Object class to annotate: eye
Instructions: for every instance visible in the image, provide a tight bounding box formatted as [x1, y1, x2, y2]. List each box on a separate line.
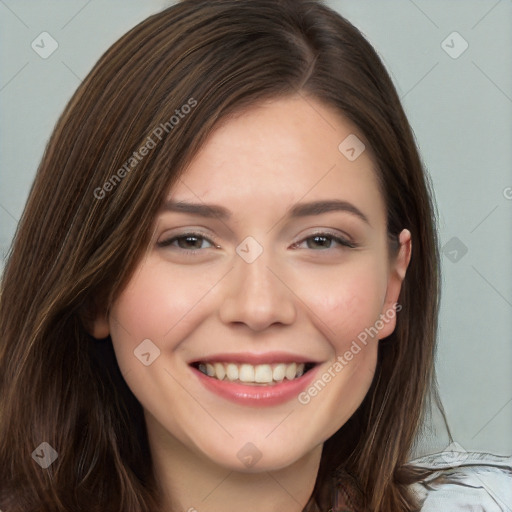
[157, 232, 217, 253]
[291, 231, 357, 250]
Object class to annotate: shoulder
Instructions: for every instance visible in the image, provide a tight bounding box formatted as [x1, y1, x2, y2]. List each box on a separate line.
[407, 449, 512, 511]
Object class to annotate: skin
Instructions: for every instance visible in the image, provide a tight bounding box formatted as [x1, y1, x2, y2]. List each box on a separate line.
[92, 94, 411, 512]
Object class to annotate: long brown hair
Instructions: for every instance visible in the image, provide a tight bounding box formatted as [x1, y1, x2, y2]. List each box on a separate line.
[0, 1, 446, 510]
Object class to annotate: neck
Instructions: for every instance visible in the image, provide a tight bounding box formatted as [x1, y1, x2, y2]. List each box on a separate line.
[145, 412, 323, 512]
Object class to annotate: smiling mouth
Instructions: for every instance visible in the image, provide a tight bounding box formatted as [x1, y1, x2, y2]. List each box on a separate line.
[191, 361, 316, 385]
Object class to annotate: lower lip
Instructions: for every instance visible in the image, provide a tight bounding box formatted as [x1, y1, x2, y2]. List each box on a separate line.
[190, 365, 320, 406]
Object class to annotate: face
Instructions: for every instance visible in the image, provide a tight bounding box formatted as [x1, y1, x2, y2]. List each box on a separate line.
[93, 94, 411, 473]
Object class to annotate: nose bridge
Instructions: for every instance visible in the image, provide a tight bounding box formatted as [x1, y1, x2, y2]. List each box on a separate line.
[218, 241, 296, 330]
[238, 249, 276, 299]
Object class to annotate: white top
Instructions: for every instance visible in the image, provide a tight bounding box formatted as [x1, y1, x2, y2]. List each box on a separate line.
[408, 450, 512, 511]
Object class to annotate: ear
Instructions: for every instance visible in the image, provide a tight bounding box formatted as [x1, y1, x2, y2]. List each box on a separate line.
[89, 312, 110, 339]
[378, 229, 412, 340]
[80, 299, 110, 340]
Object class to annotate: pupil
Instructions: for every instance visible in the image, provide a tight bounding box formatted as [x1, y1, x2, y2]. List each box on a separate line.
[181, 236, 201, 249]
[309, 236, 329, 249]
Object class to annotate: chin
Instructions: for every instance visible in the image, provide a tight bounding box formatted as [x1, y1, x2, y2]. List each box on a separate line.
[199, 438, 315, 474]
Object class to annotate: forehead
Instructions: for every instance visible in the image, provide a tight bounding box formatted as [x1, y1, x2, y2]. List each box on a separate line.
[168, 95, 386, 229]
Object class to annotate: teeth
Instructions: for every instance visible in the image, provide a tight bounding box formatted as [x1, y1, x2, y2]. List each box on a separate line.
[239, 364, 255, 382]
[254, 364, 273, 383]
[226, 363, 238, 381]
[196, 361, 307, 384]
[214, 363, 226, 380]
[273, 363, 286, 382]
[285, 362, 297, 380]
[206, 363, 215, 377]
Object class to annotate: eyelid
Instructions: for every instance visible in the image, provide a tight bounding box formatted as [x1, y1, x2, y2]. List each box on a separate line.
[291, 229, 357, 248]
[156, 229, 220, 249]
[156, 228, 358, 252]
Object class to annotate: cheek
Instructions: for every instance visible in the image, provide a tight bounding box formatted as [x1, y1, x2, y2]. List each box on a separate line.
[300, 260, 387, 350]
[292, 265, 384, 437]
[108, 261, 223, 362]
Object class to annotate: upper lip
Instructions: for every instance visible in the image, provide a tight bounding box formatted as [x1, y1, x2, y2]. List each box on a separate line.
[189, 352, 321, 365]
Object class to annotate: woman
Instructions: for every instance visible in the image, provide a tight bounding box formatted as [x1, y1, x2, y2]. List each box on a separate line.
[0, 1, 510, 511]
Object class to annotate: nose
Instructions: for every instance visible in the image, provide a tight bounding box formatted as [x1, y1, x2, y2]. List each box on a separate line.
[218, 250, 297, 332]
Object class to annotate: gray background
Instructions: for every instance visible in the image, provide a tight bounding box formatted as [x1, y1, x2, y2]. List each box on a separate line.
[1, 1, 511, 456]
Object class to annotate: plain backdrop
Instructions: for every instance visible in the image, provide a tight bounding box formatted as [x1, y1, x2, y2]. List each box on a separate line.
[0, 0, 511, 456]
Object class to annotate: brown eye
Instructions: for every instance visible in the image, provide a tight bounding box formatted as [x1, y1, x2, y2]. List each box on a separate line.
[157, 232, 216, 252]
[292, 232, 357, 250]
[307, 235, 334, 249]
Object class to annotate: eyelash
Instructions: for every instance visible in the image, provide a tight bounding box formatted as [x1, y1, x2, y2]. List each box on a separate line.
[292, 232, 357, 250]
[157, 231, 219, 254]
[157, 230, 357, 255]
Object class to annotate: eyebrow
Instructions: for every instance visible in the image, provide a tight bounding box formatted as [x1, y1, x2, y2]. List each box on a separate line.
[161, 199, 370, 225]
